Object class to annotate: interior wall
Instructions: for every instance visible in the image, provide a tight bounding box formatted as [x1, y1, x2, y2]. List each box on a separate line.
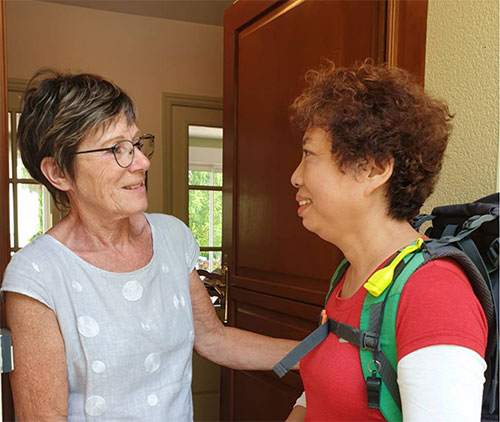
[423, 0, 499, 212]
[6, 0, 223, 213]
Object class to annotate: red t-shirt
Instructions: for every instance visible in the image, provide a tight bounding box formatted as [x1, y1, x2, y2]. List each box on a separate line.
[300, 258, 487, 421]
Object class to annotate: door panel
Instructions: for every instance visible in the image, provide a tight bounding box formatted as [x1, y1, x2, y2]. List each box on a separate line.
[223, 0, 428, 420]
[235, 0, 381, 297]
[222, 1, 385, 419]
[230, 287, 318, 420]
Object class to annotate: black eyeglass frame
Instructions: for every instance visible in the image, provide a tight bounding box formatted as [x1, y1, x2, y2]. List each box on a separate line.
[73, 134, 155, 168]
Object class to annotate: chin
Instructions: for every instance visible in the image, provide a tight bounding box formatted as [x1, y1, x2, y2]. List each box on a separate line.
[122, 200, 148, 217]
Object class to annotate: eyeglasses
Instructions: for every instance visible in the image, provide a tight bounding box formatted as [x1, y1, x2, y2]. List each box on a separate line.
[74, 134, 155, 168]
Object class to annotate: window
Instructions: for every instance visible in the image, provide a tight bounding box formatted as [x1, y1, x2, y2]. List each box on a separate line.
[8, 85, 53, 254]
[188, 125, 223, 272]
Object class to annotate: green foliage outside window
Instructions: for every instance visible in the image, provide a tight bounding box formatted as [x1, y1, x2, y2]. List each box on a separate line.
[188, 170, 222, 248]
[20, 164, 43, 242]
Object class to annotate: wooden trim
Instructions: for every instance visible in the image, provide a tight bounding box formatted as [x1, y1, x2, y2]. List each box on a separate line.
[0, 0, 8, 277]
[1, 1, 15, 419]
[386, 0, 428, 85]
[161, 93, 222, 215]
[386, 0, 399, 66]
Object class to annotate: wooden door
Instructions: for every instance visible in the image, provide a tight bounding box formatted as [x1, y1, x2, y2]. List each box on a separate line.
[0, 0, 15, 420]
[222, 0, 428, 420]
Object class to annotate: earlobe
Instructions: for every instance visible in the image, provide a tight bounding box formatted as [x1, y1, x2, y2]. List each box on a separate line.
[40, 157, 71, 192]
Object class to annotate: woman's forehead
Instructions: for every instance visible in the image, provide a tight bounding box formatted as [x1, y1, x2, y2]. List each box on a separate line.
[82, 117, 139, 147]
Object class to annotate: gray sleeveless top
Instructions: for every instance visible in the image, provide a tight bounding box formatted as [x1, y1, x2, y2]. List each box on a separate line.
[2, 213, 200, 421]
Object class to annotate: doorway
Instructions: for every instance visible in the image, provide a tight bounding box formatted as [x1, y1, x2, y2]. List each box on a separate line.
[163, 94, 223, 421]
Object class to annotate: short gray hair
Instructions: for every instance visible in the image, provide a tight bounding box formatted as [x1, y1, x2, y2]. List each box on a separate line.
[17, 68, 137, 208]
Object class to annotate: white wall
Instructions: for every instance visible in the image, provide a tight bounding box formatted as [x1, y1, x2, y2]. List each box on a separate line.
[6, 0, 224, 213]
[423, 0, 499, 212]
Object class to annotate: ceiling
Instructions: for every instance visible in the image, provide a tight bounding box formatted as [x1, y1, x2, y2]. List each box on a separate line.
[37, 0, 235, 26]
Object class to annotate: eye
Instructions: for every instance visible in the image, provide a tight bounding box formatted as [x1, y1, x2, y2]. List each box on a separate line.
[302, 149, 311, 157]
[134, 139, 144, 150]
[114, 143, 124, 155]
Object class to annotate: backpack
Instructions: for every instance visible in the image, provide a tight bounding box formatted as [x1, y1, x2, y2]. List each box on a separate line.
[273, 193, 499, 421]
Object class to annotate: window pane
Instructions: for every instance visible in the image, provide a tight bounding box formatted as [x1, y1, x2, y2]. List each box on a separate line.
[195, 251, 222, 273]
[17, 183, 43, 247]
[188, 170, 223, 187]
[8, 112, 12, 178]
[189, 170, 212, 186]
[188, 125, 222, 187]
[16, 113, 29, 179]
[188, 189, 222, 247]
[9, 183, 14, 249]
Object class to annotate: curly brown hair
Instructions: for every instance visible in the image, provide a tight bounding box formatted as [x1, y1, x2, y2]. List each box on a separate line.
[291, 60, 453, 220]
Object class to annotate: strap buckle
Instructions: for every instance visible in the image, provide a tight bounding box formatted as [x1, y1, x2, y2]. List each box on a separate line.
[361, 332, 379, 351]
[462, 214, 496, 230]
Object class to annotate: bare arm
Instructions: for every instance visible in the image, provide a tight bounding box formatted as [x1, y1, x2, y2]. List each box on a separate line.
[189, 270, 298, 369]
[6, 292, 68, 421]
[285, 405, 306, 422]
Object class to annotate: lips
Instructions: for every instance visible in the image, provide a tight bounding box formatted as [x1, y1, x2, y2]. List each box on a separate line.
[296, 195, 312, 216]
[123, 182, 144, 190]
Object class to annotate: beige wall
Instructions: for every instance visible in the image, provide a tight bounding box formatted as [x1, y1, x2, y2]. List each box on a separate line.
[8, 0, 499, 216]
[423, 0, 499, 212]
[6, 0, 223, 213]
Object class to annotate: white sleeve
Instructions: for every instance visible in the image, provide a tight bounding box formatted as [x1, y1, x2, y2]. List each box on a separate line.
[397, 345, 486, 421]
[294, 391, 306, 408]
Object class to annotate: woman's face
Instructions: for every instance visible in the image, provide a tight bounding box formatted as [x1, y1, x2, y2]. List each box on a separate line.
[67, 114, 150, 221]
[290, 127, 365, 242]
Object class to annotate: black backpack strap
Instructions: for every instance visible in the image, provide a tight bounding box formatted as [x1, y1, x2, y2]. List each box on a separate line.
[424, 241, 496, 357]
[424, 241, 498, 415]
[273, 260, 351, 378]
[273, 322, 329, 378]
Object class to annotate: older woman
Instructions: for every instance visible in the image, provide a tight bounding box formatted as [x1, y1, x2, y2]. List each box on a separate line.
[2, 69, 296, 421]
[286, 62, 487, 421]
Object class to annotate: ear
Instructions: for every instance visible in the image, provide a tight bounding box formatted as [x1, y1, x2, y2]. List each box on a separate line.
[40, 157, 72, 192]
[359, 157, 394, 196]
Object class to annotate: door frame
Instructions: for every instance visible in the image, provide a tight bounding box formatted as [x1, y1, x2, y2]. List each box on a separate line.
[162, 93, 223, 218]
[0, 1, 15, 419]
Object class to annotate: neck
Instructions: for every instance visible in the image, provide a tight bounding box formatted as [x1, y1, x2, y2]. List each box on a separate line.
[49, 208, 147, 251]
[335, 217, 420, 297]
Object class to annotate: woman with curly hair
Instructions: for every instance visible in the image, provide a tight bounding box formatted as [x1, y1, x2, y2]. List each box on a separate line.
[286, 62, 487, 421]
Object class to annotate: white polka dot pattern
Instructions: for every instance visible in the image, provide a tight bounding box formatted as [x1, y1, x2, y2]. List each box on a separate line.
[141, 322, 151, 332]
[122, 280, 144, 302]
[189, 330, 195, 341]
[32, 262, 40, 272]
[92, 361, 106, 373]
[173, 294, 186, 310]
[144, 352, 161, 373]
[161, 263, 170, 273]
[77, 316, 100, 337]
[85, 395, 106, 416]
[147, 394, 159, 407]
[72, 280, 83, 293]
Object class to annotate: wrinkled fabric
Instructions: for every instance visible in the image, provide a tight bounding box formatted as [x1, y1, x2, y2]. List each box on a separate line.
[2, 213, 199, 421]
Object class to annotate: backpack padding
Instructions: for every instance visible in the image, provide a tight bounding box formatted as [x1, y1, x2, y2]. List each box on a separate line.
[431, 193, 499, 219]
[424, 242, 497, 359]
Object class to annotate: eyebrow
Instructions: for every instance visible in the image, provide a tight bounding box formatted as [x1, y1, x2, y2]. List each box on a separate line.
[101, 130, 141, 146]
[302, 136, 312, 146]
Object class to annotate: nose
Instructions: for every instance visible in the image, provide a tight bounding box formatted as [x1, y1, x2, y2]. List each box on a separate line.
[291, 159, 303, 188]
[130, 146, 151, 172]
